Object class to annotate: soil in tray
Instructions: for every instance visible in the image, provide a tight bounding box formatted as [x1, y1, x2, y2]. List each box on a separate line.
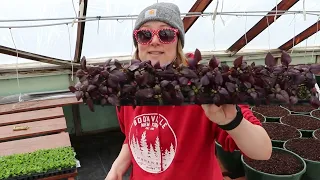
[243, 149, 304, 175]
[311, 109, 320, 119]
[281, 115, 320, 130]
[253, 111, 265, 122]
[262, 122, 301, 141]
[315, 129, 320, 139]
[282, 105, 316, 113]
[252, 105, 289, 117]
[285, 138, 320, 162]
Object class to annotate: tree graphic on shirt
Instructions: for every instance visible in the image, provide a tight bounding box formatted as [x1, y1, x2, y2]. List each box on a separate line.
[129, 130, 176, 173]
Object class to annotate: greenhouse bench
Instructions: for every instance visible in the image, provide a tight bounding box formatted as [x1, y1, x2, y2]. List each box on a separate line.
[0, 98, 79, 180]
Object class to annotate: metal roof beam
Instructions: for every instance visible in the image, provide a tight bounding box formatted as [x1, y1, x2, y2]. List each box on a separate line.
[226, 0, 298, 55]
[279, 20, 320, 51]
[183, 0, 213, 33]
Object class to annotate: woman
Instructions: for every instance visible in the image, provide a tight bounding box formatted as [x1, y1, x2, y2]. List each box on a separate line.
[105, 2, 272, 180]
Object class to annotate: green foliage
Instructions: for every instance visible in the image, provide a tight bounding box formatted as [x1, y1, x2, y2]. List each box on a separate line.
[0, 146, 76, 179]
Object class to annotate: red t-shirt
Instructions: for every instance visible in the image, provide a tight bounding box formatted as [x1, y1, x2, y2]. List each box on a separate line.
[116, 104, 261, 180]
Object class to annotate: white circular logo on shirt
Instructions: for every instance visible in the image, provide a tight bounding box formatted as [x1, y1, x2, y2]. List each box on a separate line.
[128, 113, 177, 174]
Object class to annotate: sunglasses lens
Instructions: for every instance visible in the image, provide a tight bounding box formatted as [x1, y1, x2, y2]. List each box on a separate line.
[159, 29, 176, 42]
[136, 30, 152, 43]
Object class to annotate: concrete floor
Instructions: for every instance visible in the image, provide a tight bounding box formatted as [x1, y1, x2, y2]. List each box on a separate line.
[70, 130, 132, 180]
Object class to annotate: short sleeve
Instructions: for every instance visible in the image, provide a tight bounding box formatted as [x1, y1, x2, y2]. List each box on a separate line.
[116, 106, 128, 144]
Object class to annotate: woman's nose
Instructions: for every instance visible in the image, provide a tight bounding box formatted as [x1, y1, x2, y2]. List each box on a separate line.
[150, 34, 161, 46]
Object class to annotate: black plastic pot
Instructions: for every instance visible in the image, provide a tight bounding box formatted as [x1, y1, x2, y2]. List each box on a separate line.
[284, 138, 320, 180]
[215, 141, 245, 179]
[241, 147, 306, 180]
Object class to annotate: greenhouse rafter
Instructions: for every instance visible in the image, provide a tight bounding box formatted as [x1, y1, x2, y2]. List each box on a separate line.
[74, 0, 88, 63]
[279, 19, 320, 51]
[226, 0, 299, 55]
[183, 0, 213, 32]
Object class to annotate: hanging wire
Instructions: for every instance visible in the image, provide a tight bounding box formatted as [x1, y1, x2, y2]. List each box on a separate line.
[0, 10, 320, 28]
[9, 28, 23, 102]
[266, 16, 271, 51]
[311, 16, 320, 60]
[244, 12, 248, 45]
[291, 13, 296, 55]
[66, 24, 74, 81]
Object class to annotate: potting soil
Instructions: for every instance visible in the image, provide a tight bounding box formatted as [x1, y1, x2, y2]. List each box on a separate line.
[262, 122, 300, 141]
[243, 150, 304, 175]
[285, 138, 320, 162]
[252, 105, 289, 117]
[281, 115, 320, 130]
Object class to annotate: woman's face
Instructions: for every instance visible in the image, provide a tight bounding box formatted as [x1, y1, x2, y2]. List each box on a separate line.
[135, 21, 178, 66]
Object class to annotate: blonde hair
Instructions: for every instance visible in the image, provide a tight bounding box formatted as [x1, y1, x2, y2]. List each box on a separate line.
[133, 39, 188, 67]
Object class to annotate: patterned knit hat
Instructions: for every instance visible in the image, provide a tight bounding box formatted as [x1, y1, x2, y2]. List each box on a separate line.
[133, 2, 185, 48]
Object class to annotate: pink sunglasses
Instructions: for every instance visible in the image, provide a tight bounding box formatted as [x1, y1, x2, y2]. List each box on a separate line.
[133, 28, 179, 45]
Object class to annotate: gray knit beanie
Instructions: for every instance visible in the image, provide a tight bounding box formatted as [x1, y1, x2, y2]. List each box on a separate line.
[133, 2, 185, 48]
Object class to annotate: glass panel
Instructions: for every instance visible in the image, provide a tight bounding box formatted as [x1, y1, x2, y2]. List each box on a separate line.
[184, 0, 278, 52]
[244, 0, 320, 50]
[0, 0, 78, 64]
[82, 0, 199, 59]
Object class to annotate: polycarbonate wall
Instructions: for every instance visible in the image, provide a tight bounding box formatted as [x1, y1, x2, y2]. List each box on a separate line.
[0, 0, 319, 65]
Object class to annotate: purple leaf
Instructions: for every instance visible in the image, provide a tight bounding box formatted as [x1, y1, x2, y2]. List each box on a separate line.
[233, 56, 243, 67]
[87, 85, 96, 92]
[80, 56, 87, 70]
[221, 64, 230, 72]
[265, 52, 277, 67]
[153, 61, 161, 69]
[226, 82, 236, 92]
[108, 94, 120, 106]
[281, 51, 292, 67]
[194, 49, 202, 63]
[76, 69, 86, 77]
[104, 59, 112, 66]
[180, 68, 198, 78]
[200, 75, 210, 86]
[218, 88, 229, 96]
[69, 86, 77, 93]
[160, 80, 170, 87]
[215, 71, 223, 85]
[250, 92, 258, 99]
[280, 90, 290, 103]
[136, 88, 154, 99]
[244, 81, 251, 88]
[209, 55, 220, 69]
[86, 98, 95, 112]
[128, 63, 139, 71]
[290, 96, 298, 104]
[75, 91, 83, 101]
[178, 77, 189, 85]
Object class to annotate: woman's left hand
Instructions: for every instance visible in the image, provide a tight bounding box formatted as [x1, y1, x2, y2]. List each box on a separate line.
[201, 104, 238, 125]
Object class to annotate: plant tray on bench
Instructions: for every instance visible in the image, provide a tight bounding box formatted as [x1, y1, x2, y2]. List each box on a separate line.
[0, 147, 77, 180]
[69, 49, 320, 112]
